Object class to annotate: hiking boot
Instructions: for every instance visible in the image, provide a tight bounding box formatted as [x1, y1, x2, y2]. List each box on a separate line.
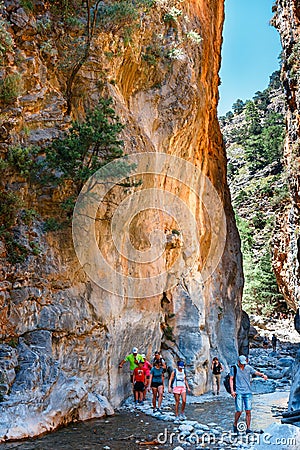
[153, 408, 157, 413]
[156, 407, 162, 413]
[233, 425, 238, 434]
[180, 413, 187, 420]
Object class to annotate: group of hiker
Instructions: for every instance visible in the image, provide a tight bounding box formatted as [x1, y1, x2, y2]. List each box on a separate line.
[119, 346, 269, 432]
[119, 348, 190, 420]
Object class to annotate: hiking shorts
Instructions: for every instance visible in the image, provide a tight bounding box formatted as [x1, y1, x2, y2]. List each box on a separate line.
[151, 382, 163, 389]
[134, 381, 145, 392]
[235, 393, 252, 411]
[173, 386, 186, 395]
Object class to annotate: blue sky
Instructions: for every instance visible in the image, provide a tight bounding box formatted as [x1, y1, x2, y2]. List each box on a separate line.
[218, 0, 282, 116]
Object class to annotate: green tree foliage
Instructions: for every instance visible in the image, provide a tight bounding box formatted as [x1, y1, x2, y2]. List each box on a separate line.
[0, 190, 22, 229]
[253, 90, 270, 111]
[7, 98, 131, 220]
[242, 102, 284, 172]
[0, 73, 23, 103]
[245, 101, 262, 135]
[235, 213, 285, 317]
[232, 99, 244, 115]
[45, 98, 125, 193]
[224, 70, 288, 317]
[225, 111, 234, 121]
[269, 70, 281, 90]
[243, 251, 284, 316]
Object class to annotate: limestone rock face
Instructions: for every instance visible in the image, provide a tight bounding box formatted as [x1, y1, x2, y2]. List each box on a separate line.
[0, 0, 242, 441]
[272, 0, 300, 313]
[272, 0, 300, 414]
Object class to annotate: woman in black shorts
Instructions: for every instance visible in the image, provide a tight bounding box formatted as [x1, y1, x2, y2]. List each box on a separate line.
[149, 360, 164, 412]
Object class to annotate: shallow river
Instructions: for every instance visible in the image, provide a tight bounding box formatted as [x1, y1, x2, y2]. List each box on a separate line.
[2, 390, 288, 450]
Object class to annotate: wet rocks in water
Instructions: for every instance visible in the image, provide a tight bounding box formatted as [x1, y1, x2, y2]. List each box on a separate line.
[252, 378, 276, 394]
[278, 357, 294, 367]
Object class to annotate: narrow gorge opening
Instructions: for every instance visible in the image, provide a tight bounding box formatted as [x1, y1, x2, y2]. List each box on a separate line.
[219, 0, 293, 321]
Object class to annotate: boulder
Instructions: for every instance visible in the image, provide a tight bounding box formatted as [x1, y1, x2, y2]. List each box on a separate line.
[238, 310, 250, 356]
[264, 369, 283, 380]
[252, 379, 276, 394]
[278, 357, 294, 367]
[282, 366, 293, 379]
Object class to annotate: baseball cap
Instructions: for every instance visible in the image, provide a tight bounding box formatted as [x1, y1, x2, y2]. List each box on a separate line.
[141, 353, 146, 359]
[177, 361, 185, 367]
[132, 347, 138, 353]
[154, 351, 160, 355]
[238, 355, 247, 365]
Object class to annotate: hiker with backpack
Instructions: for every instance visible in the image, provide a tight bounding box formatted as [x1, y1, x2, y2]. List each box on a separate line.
[168, 361, 190, 421]
[229, 355, 268, 434]
[152, 351, 167, 371]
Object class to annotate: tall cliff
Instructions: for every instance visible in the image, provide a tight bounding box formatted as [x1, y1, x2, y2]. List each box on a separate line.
[272, 0, 300, 414]
[0, 0, 242, 441]
[272, 0, 300, 313]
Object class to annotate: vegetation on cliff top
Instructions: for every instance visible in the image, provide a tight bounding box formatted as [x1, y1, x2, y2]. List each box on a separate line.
[220, 71, 290, 317]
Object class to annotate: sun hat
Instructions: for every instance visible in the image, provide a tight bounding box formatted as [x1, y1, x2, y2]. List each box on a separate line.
[177, 361, 185, 368]
[238, 355, 247, 365]
[132, 347, 138, 353]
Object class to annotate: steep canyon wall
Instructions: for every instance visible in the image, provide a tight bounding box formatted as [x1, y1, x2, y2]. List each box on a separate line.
[272, 0, 300, 413]
[0, 0, 243, 441]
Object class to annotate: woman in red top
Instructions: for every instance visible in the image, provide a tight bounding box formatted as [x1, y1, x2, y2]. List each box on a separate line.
[141, 353, 152, 400]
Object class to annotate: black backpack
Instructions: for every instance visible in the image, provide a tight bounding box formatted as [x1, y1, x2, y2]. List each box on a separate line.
[223, 365, 237, 394]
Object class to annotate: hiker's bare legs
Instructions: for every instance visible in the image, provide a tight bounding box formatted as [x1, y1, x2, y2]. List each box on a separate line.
[174, 393, 180, 416]
[234, 411, 242, 427]
[181, 391, 187, 414]
[152, 387, 157, 409]
[246, 410, 251, 429]
[157, 385, 164, 408]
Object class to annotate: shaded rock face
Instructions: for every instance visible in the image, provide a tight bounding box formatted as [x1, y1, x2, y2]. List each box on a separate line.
[237, 310, 250, 357]
[272, 0, 300, 414]
[0, 0, 242, 441]
[272, 0, 300, 312]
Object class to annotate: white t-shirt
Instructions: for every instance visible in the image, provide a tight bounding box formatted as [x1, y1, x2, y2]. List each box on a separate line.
[173, 368, 185, 387]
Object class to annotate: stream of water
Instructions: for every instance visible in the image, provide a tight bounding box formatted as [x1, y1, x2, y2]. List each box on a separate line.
[2, 390, 289, 450]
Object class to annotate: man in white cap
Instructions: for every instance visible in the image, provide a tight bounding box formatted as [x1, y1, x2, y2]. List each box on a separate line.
[119, 347, 143, 386]
[230, 354, 268, 434]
